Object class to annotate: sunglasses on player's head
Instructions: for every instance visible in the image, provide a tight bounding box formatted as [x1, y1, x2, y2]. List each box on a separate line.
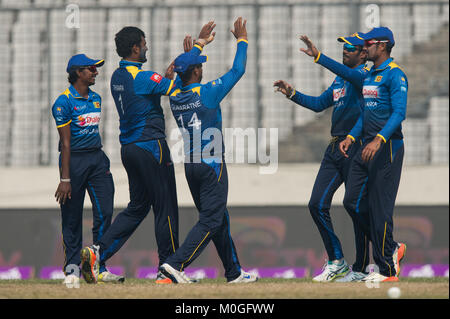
[343, 43, 361, 52]
[365, 39, 389, 46]
[80, 65, 97, 73]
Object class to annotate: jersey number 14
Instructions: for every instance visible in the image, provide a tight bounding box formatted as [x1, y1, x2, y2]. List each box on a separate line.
[178, 113, 202, 130]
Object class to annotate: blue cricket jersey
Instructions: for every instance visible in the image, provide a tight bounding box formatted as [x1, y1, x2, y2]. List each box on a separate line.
[169, 39, 248, 162]
[316, 53, 408, 142]
[51, 85, 102, 151]
[110, 61, 175, 144]
[290, 63, 368, 137]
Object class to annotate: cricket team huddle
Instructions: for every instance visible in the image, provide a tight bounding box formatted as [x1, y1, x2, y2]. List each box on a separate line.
[52, 16, 408, 286]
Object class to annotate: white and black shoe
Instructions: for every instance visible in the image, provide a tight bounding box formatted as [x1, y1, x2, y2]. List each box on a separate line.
[159, 263, 194, 284]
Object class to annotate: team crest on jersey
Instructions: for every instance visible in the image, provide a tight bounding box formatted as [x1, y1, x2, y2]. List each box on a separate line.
[375, 76, 383, 82]
[56, 107, 61, 112]
[93, 101, 100, 108]
[150, 73, 162, 83]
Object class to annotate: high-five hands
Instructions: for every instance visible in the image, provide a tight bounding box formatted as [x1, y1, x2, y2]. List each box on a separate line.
[273, 80, 295, 98]
[231, 17, 247, 41]
[299, 35, 320, 60]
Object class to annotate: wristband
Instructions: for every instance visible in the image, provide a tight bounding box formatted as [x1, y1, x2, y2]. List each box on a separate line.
[287, 89, 296, 99]
[60, 178, 71, 182]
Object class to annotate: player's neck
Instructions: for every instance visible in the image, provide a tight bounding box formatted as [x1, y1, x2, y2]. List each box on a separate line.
[373, 54, 390, 69]
[73, 82, 89, 99]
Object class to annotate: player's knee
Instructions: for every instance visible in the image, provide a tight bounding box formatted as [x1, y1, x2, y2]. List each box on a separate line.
[308, 198, 320, 215]
[343, 196, 356, 214]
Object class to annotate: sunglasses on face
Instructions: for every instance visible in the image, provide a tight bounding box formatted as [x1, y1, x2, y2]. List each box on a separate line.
[81, 65, 97, 73]
[365, 40, 389, 46]
[343, 43, 361, 52]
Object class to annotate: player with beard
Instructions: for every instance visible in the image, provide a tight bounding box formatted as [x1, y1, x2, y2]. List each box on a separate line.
[274, 34, 370, 282]
[80, 23, 216, 284]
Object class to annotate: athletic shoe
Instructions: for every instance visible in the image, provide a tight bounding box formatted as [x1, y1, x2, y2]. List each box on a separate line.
[228, 270, 258, 283]
[313, 260, 349, 282]
[155, 270, 173, 284]
[63, 274, 80, 288]
[362, 271, 399, 283]
[159, 263, 194, 284]
[80, 245, 100, 284]
[393, 243, 407, 277]
[98, 270, 125, 283]
[335, 270, 367, 282]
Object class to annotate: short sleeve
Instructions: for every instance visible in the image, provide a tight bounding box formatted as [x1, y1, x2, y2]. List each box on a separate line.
[52, 95, 72, 128]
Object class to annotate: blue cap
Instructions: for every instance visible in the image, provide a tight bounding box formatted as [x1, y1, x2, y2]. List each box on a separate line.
[66, 54, 105, 73]
[337, 32, 365, 46]
[360, 27, 395, 46]
[174, 52, 207, 73]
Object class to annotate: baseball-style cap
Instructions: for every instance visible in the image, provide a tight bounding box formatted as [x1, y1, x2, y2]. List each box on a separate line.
[173, 52, 208, 73]
[337, 32, 365, 46]
[360, 27, 395, 46]
[66, 54, 105, 73]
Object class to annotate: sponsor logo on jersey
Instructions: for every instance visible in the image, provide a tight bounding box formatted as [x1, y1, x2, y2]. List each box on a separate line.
[77, 112, 101, 127]
[150, 73, 162, 83]
[375, 76, 383, 82]
[363, 85, 379, 99]
[112, 84, 124, 91]
[93, 101, 100, 108]
[333, 87, 346, 102]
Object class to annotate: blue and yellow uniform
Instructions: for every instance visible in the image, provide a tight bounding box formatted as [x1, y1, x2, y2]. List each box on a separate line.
[289, 60, 370, 273]
[52, 84, 114, 275]
[315, 28, 408, 277]
[162, 39, 248, 282]
[97, 54, 188, 267]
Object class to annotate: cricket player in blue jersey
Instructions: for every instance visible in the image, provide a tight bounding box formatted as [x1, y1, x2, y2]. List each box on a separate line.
[300, 27, 407, 282]
[81, 23, 217, 284]
[273, 34, 370, 282]
[159, 17, 258, 284]
[52, 54, 124, 286]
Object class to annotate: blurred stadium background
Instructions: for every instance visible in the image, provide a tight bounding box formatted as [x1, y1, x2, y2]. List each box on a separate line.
[0, 0, 448, 281]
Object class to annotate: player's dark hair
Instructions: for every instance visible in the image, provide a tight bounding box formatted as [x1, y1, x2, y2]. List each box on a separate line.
[178, 64, 202, 86]
[68, 69, 79, 84]
[115, 26, 146, 58]
[375, 37, 394, 54]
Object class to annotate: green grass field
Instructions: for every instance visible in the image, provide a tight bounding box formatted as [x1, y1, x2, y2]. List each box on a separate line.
[0, 278, 448, 299]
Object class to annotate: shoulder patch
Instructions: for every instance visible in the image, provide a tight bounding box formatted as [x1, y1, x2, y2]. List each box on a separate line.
[150, 73, 163, 83]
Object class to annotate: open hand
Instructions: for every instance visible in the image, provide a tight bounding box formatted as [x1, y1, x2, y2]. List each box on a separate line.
[198, 20, 216, 45]
[231, 17, 247, 41]
[273, 80, 294, 97]
[299, 35, 319, 59]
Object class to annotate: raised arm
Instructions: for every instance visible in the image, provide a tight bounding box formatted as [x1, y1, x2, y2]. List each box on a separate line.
[299, 35, 366, 90]
[207, 17, 248, 104]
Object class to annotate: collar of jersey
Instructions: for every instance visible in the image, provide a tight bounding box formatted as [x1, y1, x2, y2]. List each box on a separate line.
[180, 83, 201, 92]
[120, 60, 143, 69]
[371, 57, 394, 72]
[69, 85, 93, 100]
